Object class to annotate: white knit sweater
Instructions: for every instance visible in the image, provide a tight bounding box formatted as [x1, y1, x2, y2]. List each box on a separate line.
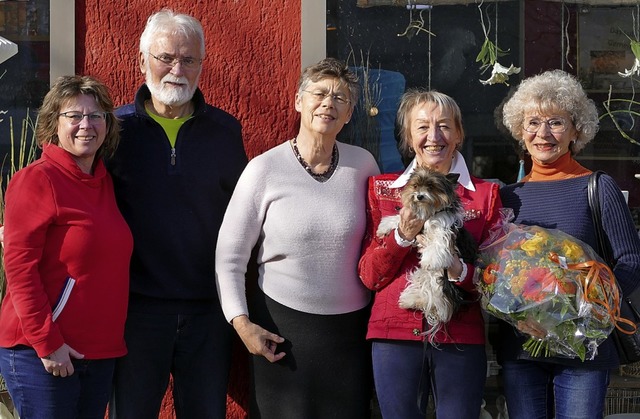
[215, 140, 380, 322]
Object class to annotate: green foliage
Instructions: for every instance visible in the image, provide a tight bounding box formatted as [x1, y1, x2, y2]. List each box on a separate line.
[631, 39, 640, 61]
[0, 110, 36, 410]
[621, 29, 640, 61]
[0, 111, 38, 302]
[475, 38, 509, 73]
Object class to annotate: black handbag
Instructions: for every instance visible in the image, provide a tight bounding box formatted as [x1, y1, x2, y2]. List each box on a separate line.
[588, 170, 640, 365]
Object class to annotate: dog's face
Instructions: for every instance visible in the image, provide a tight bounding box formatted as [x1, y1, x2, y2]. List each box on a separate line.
[401, 167, 461, 221]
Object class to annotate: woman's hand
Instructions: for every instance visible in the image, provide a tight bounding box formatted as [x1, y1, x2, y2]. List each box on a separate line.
[232, 315, 286, 363]
[397, 207, 423, 242]
[40, 343, 85, 377]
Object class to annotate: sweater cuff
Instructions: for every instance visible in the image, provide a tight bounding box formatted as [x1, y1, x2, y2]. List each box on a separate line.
[394, 228, 416, 247]
[448, 258, 467, 282]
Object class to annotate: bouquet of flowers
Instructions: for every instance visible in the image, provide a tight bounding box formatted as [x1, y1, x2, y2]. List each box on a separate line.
[476, 210, 624, 361]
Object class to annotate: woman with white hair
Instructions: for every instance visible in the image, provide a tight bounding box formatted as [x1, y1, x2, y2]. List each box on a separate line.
[498, 69, 640, 418]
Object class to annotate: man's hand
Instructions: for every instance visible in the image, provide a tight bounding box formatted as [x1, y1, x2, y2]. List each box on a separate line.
[41, 343, 85, 377]
[232, 315, 286, 363]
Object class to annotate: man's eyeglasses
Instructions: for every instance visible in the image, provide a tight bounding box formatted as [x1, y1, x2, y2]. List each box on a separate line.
[59, 111, 107, 125]
[523, 117, 570, 134]
[303, 90, 351, 105]
[149, 53, 202, 69]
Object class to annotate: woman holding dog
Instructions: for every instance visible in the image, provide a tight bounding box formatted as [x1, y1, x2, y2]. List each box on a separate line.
[497, 70, 640, 418]
[358, 89, 502, 418]
[215, 58, 379, 418]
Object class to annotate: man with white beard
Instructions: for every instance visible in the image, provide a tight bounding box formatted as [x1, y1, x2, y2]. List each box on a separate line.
[107, 9, 248, 419]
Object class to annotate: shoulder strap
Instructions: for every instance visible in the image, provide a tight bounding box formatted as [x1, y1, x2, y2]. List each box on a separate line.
[588, 170, 613, 265]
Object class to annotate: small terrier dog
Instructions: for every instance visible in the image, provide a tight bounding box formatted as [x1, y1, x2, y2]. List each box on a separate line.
[377, 167, 475, 339]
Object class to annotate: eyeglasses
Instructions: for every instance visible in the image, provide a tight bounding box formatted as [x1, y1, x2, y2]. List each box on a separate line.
[303, 90, 351, 105]
[59, 111, 107, 125]
[149, 52, 202, 69]
[523, 117, 570, 134]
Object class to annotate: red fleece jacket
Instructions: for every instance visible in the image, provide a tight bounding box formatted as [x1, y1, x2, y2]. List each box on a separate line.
[0, 144, 133, 359]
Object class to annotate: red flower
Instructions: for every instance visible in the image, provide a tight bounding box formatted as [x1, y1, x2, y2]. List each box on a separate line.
[521, 268, 558, 302]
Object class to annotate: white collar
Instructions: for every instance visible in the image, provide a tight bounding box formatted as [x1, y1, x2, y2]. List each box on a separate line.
[389, 151, 476, 192]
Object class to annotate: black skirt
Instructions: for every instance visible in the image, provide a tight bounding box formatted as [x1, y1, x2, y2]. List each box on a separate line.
[248, 288, 372, 419]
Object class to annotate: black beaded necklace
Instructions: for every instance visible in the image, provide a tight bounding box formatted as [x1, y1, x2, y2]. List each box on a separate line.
[291, 137, 339, 182]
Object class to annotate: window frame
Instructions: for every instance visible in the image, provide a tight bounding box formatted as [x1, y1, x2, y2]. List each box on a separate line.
[50, 0, 74, 85]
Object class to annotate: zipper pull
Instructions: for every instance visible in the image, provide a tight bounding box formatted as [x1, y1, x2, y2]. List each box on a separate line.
[170, 147, 176, 166]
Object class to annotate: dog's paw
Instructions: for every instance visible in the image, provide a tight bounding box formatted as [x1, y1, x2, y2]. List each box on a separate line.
[398, 290, 424, 311]
[398, 279, 429, 311]
[377, 215, 401, 238]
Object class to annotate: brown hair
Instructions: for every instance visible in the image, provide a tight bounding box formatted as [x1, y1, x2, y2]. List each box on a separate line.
[36, 75, 120, 160]
[297, 57, 360, 107]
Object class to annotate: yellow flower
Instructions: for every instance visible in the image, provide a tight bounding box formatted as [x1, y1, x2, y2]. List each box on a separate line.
[561, 239, 585, 261]
[521, 232, 548, 256]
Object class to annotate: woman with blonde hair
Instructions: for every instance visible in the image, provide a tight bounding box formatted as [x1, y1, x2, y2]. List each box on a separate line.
[359, 88, 502, 418]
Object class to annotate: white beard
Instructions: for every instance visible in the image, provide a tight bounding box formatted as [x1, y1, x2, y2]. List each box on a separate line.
[145, 67, 197, 107]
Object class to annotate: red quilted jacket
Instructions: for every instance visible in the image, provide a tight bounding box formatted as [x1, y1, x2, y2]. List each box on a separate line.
[358, 172, 502, 344]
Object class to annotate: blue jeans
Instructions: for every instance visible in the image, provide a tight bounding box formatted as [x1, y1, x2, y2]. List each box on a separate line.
[0, 346, 115, 419]
[502, 360, 609, 419]
[109, 310, 233, 419]
[372, 340, 486, 419]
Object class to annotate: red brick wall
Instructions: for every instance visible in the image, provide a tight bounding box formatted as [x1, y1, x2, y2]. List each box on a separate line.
[75, 1, 303, 417]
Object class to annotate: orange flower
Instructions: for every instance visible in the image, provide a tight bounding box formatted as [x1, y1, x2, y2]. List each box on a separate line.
[483, 263, 499, 284]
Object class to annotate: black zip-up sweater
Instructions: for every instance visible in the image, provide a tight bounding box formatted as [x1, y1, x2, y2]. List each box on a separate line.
[107, 85, 248, 314]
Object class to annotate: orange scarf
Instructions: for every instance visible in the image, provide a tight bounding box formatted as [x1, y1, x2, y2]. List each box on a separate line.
[522, 152, 591, 182]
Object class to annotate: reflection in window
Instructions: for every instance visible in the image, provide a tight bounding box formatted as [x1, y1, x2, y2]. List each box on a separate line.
[0, 0, 49, 170]
[328, 0, 521, 183]
[328, 0, 640, 227]
[0, 0, 49, 109]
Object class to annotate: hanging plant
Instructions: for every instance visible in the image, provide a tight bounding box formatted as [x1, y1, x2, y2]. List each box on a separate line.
[601, 5, 640, 149]
[475, 0, 520, 86]
[618, 34, 640, 78]
[397, 4, 435, 41]
[601, 87, 640, 147]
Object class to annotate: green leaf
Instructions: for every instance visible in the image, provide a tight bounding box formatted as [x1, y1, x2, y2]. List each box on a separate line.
[476, 39, 491, 64]
[631, 40, 640, 61]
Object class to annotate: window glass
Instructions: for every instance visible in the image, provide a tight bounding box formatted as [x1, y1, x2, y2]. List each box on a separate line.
[328, 0, 640, 228]
[0, 0, 50, 171]
[0, 0, 49, 110]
